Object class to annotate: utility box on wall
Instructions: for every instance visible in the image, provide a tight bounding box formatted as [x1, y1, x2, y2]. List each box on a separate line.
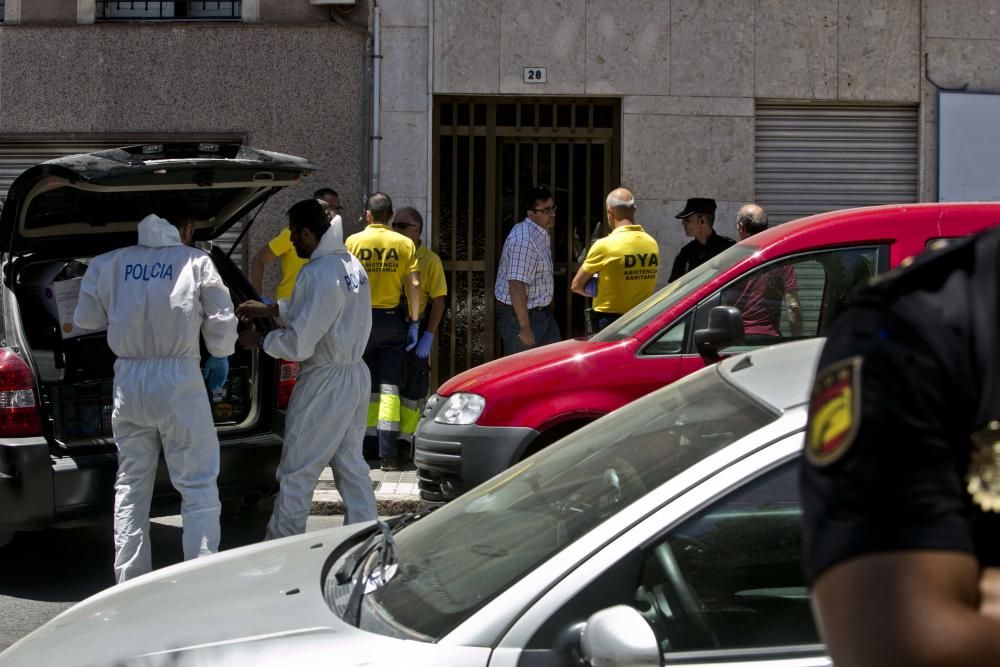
[938, 91, 1000, 202]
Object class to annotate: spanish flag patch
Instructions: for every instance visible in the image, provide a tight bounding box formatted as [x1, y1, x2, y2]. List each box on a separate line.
[806, 356, 862, 466]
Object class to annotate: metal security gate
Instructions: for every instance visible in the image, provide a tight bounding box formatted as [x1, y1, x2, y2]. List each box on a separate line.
[755, 104, 919, 225]
[433, 98, 621, 381]
[0, 136, 249, 269]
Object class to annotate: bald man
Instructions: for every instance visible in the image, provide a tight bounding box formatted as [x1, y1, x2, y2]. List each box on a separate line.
[572, 188, 660, 332]
[721, 203, 803, 338]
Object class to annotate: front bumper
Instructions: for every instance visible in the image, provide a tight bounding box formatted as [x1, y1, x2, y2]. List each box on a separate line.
[414, 394, 536, 502]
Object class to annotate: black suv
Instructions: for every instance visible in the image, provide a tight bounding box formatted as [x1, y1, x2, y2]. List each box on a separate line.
[0, 143, 316, 546]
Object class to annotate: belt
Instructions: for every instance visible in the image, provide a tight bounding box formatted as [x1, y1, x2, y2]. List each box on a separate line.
[496, 301, 552, 312]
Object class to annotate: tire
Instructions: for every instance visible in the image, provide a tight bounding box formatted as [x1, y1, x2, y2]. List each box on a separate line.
[0, 531, 14, 549]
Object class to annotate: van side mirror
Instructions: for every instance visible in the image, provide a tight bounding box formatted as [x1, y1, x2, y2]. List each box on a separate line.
[693, 306, 745, 364]
[579, 605, 660, 667]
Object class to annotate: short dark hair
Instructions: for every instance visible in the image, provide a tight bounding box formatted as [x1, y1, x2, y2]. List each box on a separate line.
[525, 186, 553, 213]
[366, 192, 394, 224]
[287, 198, 330, 239]
[155, 196, 195, 230]
[313, 187, 339, 200]
[395, 206, 423, 232]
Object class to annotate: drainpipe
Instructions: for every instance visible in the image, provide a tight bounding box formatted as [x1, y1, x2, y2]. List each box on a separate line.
[329, 3, 377, 208]
[426, 0, 434, 244]
[371, 3, 382, 194]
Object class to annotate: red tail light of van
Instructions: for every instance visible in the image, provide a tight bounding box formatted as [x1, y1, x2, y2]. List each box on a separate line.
[276, 360, 299, 410]
[0, 348, 41, 437]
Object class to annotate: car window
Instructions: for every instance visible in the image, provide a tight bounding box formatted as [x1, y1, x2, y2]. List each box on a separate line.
[643, 313, 689, 355]
[715, 246, 877, 353]
[362, 368, 778, 640]
[635, 461, 818, 654]
[592, 245, 758, 342]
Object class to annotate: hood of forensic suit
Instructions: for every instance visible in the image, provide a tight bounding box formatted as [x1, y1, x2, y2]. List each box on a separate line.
[0, 142, 318, 254]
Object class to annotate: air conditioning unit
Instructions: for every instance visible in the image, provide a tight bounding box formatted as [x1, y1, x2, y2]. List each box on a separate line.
[310, 0, 357, 5]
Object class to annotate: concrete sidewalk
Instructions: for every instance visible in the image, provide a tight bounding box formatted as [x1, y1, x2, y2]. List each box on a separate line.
[311, 461, 421, 516]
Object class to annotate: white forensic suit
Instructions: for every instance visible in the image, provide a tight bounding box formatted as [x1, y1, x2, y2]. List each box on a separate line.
[263, 216, 378, 538]
[74, 214, 238, 583]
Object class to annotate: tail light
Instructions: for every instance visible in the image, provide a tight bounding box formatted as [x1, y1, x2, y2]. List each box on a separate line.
[0, 348, 41, 436]
[276, 360, 299, 410]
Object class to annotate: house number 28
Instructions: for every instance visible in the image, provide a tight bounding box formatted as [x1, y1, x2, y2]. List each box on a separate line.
[523, 67, 548, 83]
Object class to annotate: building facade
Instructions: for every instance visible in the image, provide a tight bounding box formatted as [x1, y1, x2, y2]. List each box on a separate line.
[373, 0, 1000, 378]
[0, 0, 371, 274]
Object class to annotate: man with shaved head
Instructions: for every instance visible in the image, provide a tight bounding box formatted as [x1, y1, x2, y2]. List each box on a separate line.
[721, 203, 803, 339]
[572, 187, 660, 332]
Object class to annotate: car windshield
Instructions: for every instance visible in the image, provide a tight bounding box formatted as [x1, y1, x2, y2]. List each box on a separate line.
[593, 244, 759, 341]
[362, 368, 778, 640]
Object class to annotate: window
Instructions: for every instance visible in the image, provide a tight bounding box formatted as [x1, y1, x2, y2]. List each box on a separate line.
[715, 246, 878, 353]
[644, 315, 689, 355]
[635, 461, 818, 654]
[592, 244, 758, 343]
[96, 1, 241, 20]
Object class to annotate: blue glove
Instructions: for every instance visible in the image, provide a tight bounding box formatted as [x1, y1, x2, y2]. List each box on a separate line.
[405, 321, 420, 352]
[202, 356, 230, 393]
[584, 276, 599, 297]
[414, 331, 434, 359]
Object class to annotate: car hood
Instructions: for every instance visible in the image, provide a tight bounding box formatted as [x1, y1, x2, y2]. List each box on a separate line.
[0, 523, 488, 667]
[438, 337, 635, 396]
[0, 143, 317, 252]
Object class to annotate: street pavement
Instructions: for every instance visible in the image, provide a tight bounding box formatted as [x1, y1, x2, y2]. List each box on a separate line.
[0, 461, 421, 652]
[312, 459, 420, 515]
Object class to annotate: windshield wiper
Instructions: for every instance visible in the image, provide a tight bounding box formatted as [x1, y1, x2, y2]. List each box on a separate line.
[335, 510, 432, 626]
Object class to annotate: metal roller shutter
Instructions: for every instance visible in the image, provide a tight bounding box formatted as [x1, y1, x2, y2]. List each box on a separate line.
[755, 104, 919, 225]
[0, 140, 247, 269]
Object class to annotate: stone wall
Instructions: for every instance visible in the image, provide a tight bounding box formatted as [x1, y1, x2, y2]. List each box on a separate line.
[374, 0, 1000, 285]
[0, 10, 368, 295]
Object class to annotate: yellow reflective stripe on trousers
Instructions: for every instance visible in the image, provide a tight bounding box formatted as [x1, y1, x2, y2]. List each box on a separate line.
[378, 384, 400, 432]
[399, 397, 422, 438]
[366, 393, 379, 434]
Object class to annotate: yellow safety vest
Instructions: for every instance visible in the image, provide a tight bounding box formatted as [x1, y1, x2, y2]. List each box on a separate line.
[267, 228, 308, 301]
[581, 224, 660, 314]
[345, 224, 419, 309]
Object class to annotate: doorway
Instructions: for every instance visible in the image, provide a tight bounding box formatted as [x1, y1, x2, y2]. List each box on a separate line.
[432, 97, 621, 381]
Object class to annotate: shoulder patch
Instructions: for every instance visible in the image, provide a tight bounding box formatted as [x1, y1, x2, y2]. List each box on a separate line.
[806, 356, 862, 467]
[967, 421, 1000, 513]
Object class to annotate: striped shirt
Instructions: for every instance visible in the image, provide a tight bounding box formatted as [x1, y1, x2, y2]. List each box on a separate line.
[494, 218, 554, 308]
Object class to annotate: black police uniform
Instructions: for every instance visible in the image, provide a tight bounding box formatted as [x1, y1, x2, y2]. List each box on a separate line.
[667, 231, 736, 282]
[801, 227, 1000, 584]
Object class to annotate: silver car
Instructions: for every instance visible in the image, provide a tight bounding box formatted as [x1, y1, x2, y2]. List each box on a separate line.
[0, 339, 830, 667]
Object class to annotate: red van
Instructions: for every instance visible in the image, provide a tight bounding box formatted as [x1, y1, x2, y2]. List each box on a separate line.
[414, 203, 1000, 501]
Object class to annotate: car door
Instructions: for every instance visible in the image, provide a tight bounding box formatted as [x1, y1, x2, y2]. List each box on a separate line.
[487, 435, 830, 667]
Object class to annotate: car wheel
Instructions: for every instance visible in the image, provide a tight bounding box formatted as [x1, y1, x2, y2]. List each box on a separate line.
[0, 531, 14, 548]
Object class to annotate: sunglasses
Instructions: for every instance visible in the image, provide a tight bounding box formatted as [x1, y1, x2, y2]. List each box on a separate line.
[392, 222, 419, 230]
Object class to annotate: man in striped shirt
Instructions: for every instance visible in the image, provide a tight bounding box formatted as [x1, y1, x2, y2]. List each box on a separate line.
[494, 186, 561, 356]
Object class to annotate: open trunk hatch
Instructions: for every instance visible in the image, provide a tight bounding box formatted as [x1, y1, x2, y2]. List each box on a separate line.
[0, 143, 317, 253]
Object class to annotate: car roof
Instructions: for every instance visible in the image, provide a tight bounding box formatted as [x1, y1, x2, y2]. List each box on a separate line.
[717, 338, 825, 411]
[748, 202, 1000, 260]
